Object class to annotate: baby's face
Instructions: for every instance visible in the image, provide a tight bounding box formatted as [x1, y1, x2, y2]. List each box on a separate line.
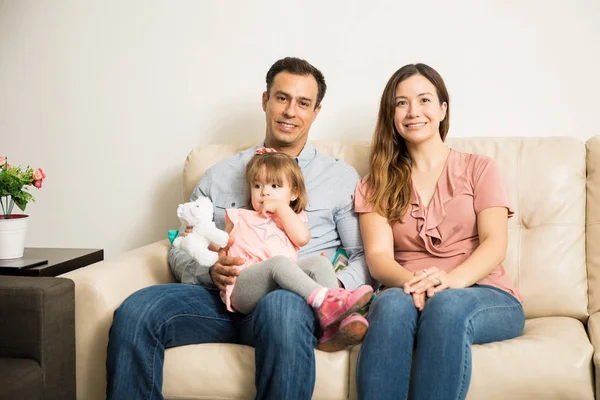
[250, 168, 295, 213]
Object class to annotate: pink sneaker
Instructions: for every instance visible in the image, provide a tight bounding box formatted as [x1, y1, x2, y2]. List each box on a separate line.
[309, 286, 373, 329]
[318, 313, 369, 352]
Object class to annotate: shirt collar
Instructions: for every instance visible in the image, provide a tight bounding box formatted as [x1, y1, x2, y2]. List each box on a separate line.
[296, 141, 316, 169]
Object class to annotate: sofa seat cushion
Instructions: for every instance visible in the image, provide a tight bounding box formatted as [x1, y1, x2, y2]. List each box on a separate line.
[163, 342, 350, 400]
[0, 357, 43, 400]
[347, 316, 594, 400]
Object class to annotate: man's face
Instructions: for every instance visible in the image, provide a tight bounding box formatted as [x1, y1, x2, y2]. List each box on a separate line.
[262, 71, 322, 156]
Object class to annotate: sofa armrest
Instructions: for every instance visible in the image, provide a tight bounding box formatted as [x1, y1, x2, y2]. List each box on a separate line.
[0, 276, 76, 399]
[588, 312, 600, 400]
[61, 239, 175, 400]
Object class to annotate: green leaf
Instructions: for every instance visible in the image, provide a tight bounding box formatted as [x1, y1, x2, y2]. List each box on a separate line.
[13, 196, 28, 212]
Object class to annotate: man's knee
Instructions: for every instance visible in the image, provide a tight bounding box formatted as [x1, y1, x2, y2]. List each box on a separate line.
[111, 288, 159, 339]
[254, 290, 311, 320]
[253, 290, 317, 341]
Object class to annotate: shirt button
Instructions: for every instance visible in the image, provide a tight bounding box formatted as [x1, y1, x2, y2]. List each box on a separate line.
[231, 202, 236, 207]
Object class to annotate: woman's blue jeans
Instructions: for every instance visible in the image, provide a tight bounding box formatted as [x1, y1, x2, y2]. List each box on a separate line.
[106, 284, 319, 400]
[356, 285, 524, 400]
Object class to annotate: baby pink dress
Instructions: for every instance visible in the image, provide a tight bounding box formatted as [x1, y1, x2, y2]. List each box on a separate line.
[222, 208, 308, 311]
[354, 149, 521, 300]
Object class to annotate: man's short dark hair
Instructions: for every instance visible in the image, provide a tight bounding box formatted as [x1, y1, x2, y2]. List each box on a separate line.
[265, 57, 327, 109]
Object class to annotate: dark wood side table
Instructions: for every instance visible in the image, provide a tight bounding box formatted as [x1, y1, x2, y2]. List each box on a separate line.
[0, 248, 104, 277]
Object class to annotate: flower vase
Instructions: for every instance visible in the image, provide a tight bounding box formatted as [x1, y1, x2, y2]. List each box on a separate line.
[0, 214, 29, 259]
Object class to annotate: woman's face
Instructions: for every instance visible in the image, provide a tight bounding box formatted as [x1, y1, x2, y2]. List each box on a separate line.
[393, 74, 447, 145]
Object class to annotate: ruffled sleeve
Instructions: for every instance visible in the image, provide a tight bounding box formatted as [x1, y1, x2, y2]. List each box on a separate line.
[225, 208, 239, 225]
[353, 176, 375, 213]
[473, 157, 514, 218]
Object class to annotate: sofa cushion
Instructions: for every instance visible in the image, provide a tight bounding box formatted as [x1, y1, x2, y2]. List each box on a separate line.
[0, 357, 43, 400]
[586, 136, 600, 316]
[162, 316, 593, 400]
[163, 343, 350, 399]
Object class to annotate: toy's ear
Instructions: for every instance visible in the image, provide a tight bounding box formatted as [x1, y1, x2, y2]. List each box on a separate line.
[176, 204, 184, 218]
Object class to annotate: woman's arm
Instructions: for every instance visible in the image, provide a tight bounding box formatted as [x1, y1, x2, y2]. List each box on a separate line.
[446, 206, 508, 288]
[408, 206, 509, 296]
[360, 211, 414, 287]
[275, 206, 311, 247]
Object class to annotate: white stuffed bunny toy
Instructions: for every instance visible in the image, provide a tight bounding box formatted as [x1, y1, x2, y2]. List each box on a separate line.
[172, 196, 229, 267]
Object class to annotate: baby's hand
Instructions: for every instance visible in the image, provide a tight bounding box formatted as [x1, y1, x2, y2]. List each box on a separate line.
[260, 199, 287, 216]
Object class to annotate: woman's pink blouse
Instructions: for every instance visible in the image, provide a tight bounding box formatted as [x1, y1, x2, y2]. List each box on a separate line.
[354, 149, 521, 301]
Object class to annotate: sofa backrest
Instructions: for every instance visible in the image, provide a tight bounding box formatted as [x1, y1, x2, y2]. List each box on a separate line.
[183, 137, 589, 321]
[587, 137, 600, 316]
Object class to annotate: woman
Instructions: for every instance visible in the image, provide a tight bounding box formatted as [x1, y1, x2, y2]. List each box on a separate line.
[354, 63, 525, 400]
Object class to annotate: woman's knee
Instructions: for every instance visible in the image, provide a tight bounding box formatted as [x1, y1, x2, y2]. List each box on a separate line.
[363, 288, 418, 341]
[422, 288, 524, 343]
[369, 288, 418, 320]
[422, 288, 502, 324]
[420, 290, 470, 324]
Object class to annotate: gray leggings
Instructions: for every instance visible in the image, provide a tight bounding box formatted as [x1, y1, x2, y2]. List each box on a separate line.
[230, 255, 339, 314]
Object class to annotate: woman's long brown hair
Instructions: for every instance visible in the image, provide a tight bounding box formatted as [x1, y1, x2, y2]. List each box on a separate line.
[365, 63, 450, 224]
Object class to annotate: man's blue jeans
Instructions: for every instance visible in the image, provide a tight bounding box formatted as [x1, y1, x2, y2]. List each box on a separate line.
[106, 284, 319, 400]
[356, 285, 525, 400]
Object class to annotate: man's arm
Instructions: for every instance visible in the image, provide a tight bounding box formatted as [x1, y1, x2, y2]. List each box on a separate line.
[169, 169, 245, 288]
[334, 200, 371, 290]
[168, 174, 214, 286]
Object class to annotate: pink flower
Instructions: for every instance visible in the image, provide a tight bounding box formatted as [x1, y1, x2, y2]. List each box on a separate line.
[33, 168, 46, 180]
[0, 156, 5, 166]
[6, 164, 10, 170]
[33, 180, 43, 188]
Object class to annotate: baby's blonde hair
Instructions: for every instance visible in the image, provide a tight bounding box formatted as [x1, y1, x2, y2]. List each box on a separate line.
[245, 152, 307, 213]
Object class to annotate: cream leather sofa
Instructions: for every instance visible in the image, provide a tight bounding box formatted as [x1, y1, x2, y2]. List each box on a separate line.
[63, 136, 600, 400]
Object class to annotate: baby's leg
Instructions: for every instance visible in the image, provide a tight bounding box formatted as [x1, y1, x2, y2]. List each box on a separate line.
[298, 255, 338, 289]
[231, 256, 323, 314]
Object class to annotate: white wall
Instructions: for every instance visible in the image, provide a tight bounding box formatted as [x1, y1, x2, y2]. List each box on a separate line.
[1, 0, 599, 258]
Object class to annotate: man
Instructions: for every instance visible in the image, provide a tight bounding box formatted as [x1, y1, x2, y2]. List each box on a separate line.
[106, 57, 370, 399]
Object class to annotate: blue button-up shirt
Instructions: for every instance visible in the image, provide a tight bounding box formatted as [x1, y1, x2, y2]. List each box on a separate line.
[169, 141, 370, 290]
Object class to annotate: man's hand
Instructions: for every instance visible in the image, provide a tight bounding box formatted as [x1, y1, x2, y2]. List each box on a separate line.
[209, 236, 245, 291]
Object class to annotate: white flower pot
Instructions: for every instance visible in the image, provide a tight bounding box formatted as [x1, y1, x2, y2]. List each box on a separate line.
[0, 214, 29, 259]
